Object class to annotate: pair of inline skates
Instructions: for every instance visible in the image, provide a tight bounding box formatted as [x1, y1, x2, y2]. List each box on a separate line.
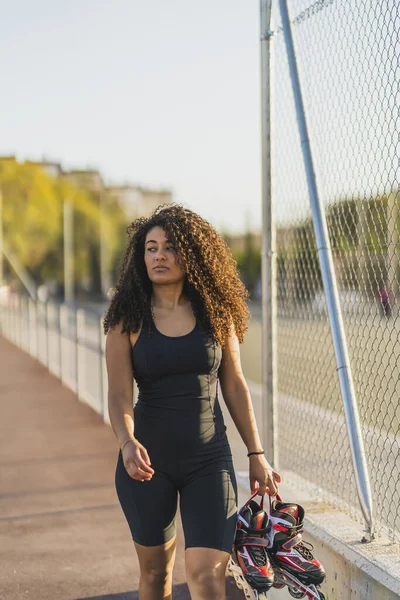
[227, 491, 326, 600]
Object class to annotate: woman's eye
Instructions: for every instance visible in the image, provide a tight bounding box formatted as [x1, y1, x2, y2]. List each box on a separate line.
[146, 246, 174, 252]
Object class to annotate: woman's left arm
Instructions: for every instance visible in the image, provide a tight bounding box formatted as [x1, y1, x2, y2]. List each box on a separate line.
[219, 325, 281, 496]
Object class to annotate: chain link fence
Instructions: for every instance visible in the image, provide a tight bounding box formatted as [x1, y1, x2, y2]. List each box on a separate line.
[271, 0, 399, 541]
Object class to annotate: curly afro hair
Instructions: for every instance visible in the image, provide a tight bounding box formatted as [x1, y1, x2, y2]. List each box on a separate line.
[103, 204, 250, 347]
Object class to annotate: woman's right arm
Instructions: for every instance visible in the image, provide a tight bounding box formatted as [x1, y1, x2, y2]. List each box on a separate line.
[105, 321, 154, 481]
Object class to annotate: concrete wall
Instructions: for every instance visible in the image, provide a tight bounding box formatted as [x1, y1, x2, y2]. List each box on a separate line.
[234, 478, 400, 600]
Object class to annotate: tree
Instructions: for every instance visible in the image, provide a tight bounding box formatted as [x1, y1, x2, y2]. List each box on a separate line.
[0, 159, 128, 296]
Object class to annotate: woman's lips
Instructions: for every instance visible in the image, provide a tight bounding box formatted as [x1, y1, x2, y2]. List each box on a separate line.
[153, 266, 168, 271]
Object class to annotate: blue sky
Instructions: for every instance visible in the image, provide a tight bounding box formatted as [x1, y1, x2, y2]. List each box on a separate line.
[0, 0, 263, 234]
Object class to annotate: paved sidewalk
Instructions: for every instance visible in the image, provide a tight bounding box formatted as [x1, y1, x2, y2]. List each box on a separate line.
[0, 336, 243, 600]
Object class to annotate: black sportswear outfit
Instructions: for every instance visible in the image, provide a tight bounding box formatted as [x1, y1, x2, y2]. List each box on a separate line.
[115, 315, 238, 552]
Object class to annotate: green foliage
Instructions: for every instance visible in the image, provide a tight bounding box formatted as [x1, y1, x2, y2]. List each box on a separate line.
[227, 230, 261, 296]
[291, 219, 322, 301]
[0, 159, 129, 295]
[0, 160, 62, 273]
[2, 159, 396, 305]
[276, 194, 399, 301]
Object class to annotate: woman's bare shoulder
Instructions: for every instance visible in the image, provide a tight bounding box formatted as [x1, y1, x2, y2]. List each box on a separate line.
[106, 319, 143, 350]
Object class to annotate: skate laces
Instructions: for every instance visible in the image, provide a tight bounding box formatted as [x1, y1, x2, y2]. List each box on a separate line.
[296, 539, 315, 561]
[252, 546, 268, 567]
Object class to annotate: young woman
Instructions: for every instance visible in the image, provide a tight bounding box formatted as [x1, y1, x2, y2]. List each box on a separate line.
[104, 204, 280, 600]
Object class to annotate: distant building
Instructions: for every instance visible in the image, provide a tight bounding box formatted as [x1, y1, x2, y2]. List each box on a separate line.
[3, 155, 172, 220]
[139, 187, 172, 217]
[25, 160, 63, 179]
[107, 185, 141, 218]
[64, 169, 104, 192]
[107, 185, 172, 220]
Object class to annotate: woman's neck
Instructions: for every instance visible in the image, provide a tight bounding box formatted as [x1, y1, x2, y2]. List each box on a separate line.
[151, 282, 187, 310]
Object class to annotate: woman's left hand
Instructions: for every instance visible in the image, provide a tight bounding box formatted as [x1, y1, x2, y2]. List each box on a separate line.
[249, 454, 281, 496]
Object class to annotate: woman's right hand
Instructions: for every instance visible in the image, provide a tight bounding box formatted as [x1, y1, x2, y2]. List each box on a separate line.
[122, 438, 155, 482]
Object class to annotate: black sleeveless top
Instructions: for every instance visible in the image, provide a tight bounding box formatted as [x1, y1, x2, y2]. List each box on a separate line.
[131, 315, 231, 457]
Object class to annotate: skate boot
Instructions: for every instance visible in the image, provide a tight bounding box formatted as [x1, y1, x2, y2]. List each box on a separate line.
[228, 491, 274, 600]
[267, 496, 326, 599]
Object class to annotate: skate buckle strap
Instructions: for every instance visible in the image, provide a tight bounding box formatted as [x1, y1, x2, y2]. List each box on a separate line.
[235, 536, 270, 549]
[273, 522, 303, 536]
[243, 526, 270, 536]
[281, 532, 302, 551]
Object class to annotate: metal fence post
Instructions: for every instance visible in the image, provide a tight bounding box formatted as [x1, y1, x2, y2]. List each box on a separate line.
[59, 305, 67, 386]
[20, 296, 27, 352]
[56, 303, 62, 377]
[28, 297, 37, 357]
[76, 309, 85, 402]
[12, 294, 16, 344]
[99, 316, 107, 421]
[16, 294, 22, 348]
[44, 301, 50, 368]
[260, 0, 278, 468]
[278, 0, 374, 538]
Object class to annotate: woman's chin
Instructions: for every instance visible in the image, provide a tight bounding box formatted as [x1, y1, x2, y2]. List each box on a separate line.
[149, 273, 183, 285]
[150, 272, 170, 282]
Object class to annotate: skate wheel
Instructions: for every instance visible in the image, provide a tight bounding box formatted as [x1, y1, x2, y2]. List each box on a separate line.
[236, 582, 243, 590]
[273, 582, 285, 589]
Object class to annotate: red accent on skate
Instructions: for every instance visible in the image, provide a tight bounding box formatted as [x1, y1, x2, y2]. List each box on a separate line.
[280, 556, 307, 571]
[311, 557, 322, 567]
[280, 505, 299, 519]
[255, 513, 264, 529]
[273, 524, 288, 532]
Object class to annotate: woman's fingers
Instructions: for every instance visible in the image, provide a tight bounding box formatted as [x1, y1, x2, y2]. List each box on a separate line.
[268, 478, 278, 496]
[249, 456, 282, 498]
[251, 476, 269, 496]
[141, 447, 153, 468]
[122, 443, 154, 481]
[263, 471, 278, 496]
[258, 482, 267, 496]
[250, 476, 260, 495]
[134, 448, 155, 474]
[272, 469, 282, 483]
[126, 461, 152, 481]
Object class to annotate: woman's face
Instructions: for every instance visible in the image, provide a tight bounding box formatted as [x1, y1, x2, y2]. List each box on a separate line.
[144, 226, 185, 285]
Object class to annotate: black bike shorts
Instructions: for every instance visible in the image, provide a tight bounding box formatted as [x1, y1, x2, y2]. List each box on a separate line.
[115, 451, 238, 553]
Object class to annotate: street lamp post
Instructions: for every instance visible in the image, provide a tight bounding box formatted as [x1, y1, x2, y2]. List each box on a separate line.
[63, 200, 74, 303]
[0, 187, 3, 287]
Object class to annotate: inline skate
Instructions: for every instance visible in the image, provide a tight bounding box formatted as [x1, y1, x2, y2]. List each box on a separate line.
[227, 490, 274, 600]
[266, 495, 326, 599]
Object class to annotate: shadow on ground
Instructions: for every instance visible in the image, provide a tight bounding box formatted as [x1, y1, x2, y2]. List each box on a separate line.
[76, 578, 242, 600]
[76, 582, 191, 600]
